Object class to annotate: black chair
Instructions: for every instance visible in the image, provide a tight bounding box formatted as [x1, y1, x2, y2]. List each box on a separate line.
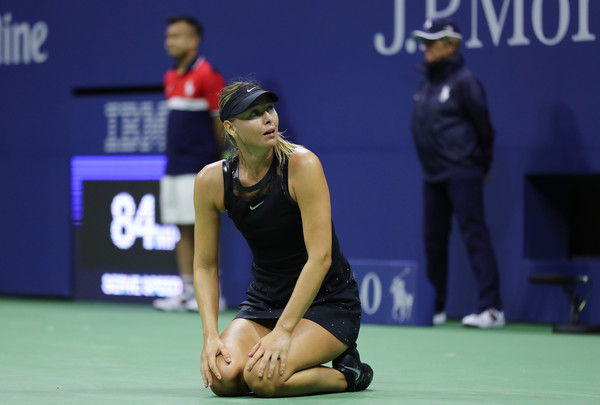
[528, 273, 600, 333]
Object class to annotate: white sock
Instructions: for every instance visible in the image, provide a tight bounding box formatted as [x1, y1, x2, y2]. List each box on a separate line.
[181, 275, 194, 295]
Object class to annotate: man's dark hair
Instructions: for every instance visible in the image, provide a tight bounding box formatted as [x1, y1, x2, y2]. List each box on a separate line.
[167, 16, 203, 38]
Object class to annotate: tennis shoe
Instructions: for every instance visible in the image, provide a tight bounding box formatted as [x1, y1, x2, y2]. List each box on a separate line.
[153, 290, 226, 312]
[152, 292, 192, 312]
[433, 311, 447, 325]
[184, 296, 199, 311]
[184, 294, 227, 312]
[462, 308, 505, 328]
[333, 347, 373, 392]
[152, 284, 195, 312]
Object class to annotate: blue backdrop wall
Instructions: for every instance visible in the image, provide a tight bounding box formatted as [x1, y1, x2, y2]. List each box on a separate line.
[1, 0, 599, 325]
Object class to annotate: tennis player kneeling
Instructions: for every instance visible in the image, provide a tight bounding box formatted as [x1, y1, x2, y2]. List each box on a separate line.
[192, 81, 373, 397]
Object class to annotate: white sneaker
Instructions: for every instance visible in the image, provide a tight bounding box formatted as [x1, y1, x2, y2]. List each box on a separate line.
[152, 292, 193, 312]
[153, 292, 227, 312]
[184, 296, 199, 312]
[433, 312, 447, 325]
[462, 308, 505, 328]
[184, 296, 227, 312]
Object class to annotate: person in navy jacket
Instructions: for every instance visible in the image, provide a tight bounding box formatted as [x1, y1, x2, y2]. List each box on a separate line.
[411, 18, 504, 328]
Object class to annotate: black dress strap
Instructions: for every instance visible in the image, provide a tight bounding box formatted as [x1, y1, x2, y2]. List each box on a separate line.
[222, 157, 237, 212]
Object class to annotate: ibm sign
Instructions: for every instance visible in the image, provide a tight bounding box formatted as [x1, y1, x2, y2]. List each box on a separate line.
[104, 101, 168, 154]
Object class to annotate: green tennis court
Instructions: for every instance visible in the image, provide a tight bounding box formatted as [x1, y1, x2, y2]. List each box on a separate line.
[1, 297, 598, 404]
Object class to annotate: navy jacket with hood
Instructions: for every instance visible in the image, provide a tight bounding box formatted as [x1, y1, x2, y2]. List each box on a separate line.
[411, 53, 495, 182]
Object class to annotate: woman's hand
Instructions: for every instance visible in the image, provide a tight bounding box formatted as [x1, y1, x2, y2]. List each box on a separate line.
[200, 336, 232, 388]
[246, 328, 292, 379]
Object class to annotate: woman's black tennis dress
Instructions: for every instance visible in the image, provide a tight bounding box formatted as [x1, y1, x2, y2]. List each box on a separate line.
[222, 154, 361, 346]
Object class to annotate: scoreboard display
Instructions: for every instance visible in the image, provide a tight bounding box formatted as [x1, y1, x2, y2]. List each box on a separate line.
[71, 155, 183, 302]
[79, 180, 179, 269]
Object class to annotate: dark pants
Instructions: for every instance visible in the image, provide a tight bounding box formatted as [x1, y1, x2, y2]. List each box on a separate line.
[424, 178, 502, 313]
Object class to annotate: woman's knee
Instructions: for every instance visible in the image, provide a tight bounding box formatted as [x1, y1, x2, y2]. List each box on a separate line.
[243, 365, 287, 397]
[208, 358, 248, 397]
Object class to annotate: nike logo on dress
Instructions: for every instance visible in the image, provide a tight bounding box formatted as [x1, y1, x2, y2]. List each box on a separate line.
[249, 201, 264, 210]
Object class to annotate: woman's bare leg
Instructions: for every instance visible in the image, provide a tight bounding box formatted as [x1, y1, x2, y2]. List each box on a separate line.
[243, 319, 349, 397]
[208, 319, 272, 397]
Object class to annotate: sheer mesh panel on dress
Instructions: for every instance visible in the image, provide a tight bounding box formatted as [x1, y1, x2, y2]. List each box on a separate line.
[231, 162, 284, 202]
